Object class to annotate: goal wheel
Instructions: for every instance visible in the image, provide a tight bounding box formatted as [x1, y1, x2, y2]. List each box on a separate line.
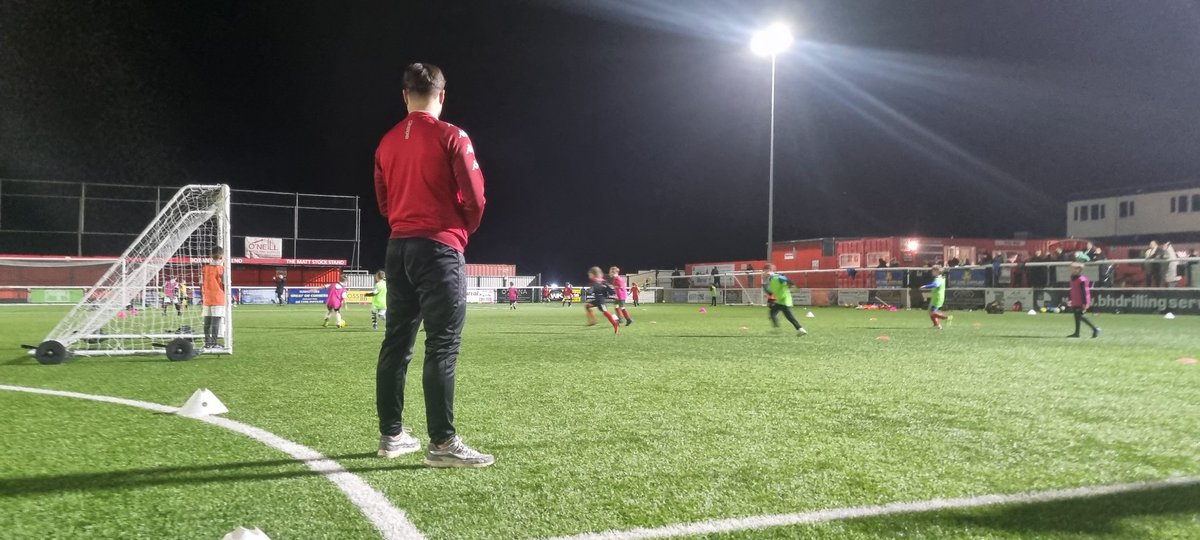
[165, 338, 195, 362]
[34, 340, 70, 365]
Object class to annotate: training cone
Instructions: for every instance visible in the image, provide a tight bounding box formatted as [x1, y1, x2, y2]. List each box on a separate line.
[806, 311, 815, 318]
[222, 527, 270, 540]
[1027, 309, 1037, 316]
[1164, 312, 1176, 320]
[178, 388, 228, 418]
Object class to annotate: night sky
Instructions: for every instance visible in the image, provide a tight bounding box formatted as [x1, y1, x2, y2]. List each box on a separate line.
[4, 1, 1200, 282]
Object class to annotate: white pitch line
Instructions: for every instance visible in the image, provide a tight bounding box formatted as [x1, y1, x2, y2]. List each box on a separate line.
[549, 476, 1200, 540]
[0, 384, 425, 540]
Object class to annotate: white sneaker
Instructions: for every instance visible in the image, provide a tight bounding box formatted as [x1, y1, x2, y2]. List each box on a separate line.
[378, 429, 421, 458]
[424, 436, 494, 468]
[796, 327, 808, 337]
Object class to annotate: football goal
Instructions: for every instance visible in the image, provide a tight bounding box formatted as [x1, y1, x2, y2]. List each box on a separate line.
[30, 185, 232, 364]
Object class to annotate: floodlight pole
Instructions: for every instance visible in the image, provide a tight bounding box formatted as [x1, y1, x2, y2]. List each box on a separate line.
[766, 54, 777, 265]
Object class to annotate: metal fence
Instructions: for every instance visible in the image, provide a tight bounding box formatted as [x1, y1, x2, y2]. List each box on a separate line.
[0, 179, 361, 267]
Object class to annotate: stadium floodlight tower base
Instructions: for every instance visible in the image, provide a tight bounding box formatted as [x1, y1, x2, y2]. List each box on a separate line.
[31, 184, 233, 364]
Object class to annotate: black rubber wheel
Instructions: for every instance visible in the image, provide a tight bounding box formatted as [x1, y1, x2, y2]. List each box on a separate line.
[165, 338, 195, 362]
[34, 340, 70, 365]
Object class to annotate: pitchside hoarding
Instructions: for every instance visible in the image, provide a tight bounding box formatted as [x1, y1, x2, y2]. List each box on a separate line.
[287, 287, 328, 304]
[838, 289, 870, 306]
[495, 288, 536, 303]
[943, 289, 987, 310]
[1038, 288, 1200, 315]
[30, 288, 85, 304]
[986, 288, 1035, 310]
[467, 289, 497, 304]
[235, 288, 279, 305]
[948, 268, 987, 288]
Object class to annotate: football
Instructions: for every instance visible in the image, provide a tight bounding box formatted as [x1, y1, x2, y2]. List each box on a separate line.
[337, 320, 347, 328]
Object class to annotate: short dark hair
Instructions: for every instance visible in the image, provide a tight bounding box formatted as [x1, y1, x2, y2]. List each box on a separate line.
[403, 63, 445, 97]
[211, 246, 224, 258]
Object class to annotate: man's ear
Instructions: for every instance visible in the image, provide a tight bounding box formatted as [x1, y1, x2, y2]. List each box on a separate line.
[402, 89, 409, 107]
[437, 90, 446, 105]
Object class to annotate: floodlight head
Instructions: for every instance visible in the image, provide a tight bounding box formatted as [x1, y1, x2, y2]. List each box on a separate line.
[905, 239, 920, 252]
[751, 23, 794, 57]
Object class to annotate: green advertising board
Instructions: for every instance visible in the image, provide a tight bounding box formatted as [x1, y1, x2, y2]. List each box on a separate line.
[29, 288, 84, 304]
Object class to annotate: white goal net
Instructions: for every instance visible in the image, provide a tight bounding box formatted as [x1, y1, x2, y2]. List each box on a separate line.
[32, 184, 232, 363]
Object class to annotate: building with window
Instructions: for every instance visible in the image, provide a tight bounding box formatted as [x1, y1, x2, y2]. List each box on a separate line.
[1066, 182, 1200, 242]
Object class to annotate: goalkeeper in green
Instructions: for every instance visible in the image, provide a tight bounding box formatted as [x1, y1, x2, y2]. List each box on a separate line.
[763, 263, 808, 336]
[365, 270, 388, 330]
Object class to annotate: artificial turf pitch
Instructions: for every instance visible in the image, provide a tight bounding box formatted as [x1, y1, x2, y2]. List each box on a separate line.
[1, 303, 1197, 539]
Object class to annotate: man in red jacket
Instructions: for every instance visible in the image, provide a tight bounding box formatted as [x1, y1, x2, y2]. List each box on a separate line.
[373, 63, 493, 468]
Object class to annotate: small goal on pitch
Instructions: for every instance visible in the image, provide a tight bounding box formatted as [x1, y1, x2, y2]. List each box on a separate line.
[28, 184, 233, 364]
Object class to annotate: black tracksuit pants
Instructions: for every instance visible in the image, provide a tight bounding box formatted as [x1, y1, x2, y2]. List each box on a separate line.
[1073, 307, 1098, 335]
[770, 303, 802, 330]
[377, 238, 465, 445]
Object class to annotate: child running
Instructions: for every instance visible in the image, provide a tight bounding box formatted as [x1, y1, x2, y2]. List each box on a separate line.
[631, 283, 640, 307]
[507, 284, 518, 310]
[323, 276, 348, 328]
[763, 263, 808, 336]
[921, 265, 950, 329]
[201, 247, 226, 349]
[609, 266, 633, 326]
[584, 267, 621, 333]
[162, 275, 182, 317]
[562, 283, 575, 306]
[364, 270, 387, 330]
[1067, 262, 1101, 338]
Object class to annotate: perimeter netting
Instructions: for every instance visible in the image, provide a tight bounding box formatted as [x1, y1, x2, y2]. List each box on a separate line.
[34, 185, 232, 362]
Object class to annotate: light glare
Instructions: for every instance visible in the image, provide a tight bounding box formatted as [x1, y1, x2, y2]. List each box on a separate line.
[751, 23, 794, 57]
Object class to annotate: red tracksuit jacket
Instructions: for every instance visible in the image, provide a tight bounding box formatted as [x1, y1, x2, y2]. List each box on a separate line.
[374, 111, 486, 252]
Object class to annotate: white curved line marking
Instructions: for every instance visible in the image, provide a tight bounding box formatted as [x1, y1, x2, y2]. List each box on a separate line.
[0, 384, 425, 540]
[547, 476, 1200, 539]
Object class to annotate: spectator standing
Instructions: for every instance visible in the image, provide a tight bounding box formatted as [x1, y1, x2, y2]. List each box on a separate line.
[991, 251, 1003, 287]
[1030, 250, 1046, 289]
[274, 272, 287, 306]
[1092, 248, 1114, 287]
[1145, 241, 1163, 287]
[978, 252, 993, 286]
[373, 63, 492, 467]
[1163, 242, 1181, 288]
